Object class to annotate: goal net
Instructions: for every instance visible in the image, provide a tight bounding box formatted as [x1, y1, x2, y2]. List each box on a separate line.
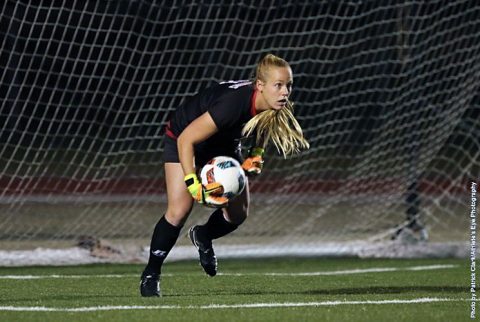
[0, 1, 479, 264]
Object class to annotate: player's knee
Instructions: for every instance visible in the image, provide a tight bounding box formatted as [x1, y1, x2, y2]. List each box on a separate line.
[165, 204, 192, 227]
[223, 206, 248, 226]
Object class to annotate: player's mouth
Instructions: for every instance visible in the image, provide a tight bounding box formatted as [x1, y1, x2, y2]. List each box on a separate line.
[277, 98, 287, 106]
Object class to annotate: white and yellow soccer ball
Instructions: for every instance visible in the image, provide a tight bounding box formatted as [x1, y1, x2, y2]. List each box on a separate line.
[200, 156, 246, 202]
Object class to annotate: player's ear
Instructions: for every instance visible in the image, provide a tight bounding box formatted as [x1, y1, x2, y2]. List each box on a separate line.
[256, 79, 264, 92]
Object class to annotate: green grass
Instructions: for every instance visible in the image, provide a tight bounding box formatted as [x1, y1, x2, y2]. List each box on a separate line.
[0, 258, 473, 321]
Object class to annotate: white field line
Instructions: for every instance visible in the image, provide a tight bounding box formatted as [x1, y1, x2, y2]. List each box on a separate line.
[0, 297, 472, 312]
[255, 264, 459, 276]
[0, 264, 458, 280]
[0, 274, 134, 279]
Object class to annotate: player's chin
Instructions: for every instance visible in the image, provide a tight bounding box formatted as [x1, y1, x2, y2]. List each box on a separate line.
[271, 102, 287, 110]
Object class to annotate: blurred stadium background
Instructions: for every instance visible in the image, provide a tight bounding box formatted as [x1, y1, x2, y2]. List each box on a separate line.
[0, 0, 479, 265]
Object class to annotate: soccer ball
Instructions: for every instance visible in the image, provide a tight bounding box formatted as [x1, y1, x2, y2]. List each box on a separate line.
[200, 156, 246, 201]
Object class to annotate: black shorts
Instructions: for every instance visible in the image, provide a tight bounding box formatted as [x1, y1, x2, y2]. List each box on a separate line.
[163, 135, 243, 168]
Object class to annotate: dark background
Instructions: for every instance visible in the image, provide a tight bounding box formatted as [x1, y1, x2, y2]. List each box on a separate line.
[0, 0, 479, 185]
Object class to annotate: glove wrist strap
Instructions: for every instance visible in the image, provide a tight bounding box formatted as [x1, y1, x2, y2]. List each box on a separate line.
[184, 173, 199, 188]
[250, 147, 264, 157]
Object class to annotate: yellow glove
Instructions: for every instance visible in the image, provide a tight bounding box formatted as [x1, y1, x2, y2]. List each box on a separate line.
[184, 173, 228, 208]
[242, 147, 264, 176]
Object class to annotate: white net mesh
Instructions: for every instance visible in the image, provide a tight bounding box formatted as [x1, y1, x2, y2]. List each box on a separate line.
[0, 1, 479, 263]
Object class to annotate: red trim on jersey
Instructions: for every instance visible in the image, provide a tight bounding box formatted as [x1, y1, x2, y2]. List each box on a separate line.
[250, 90, 258, 117]
[165, 121, 177, 140]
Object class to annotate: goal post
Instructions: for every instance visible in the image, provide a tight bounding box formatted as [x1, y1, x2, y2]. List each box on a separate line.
[0, 1, 479, 264]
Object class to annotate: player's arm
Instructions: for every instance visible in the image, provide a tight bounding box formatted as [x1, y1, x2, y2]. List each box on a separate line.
[177, 111, 217, 175]
[177, 111, 227, 207]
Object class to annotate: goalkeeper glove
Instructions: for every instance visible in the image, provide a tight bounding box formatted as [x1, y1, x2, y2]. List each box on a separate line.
[184, 173, 228, 208]
[242, 147, 264, 176]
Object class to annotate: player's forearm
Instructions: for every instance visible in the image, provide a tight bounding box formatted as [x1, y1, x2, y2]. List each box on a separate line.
[177, 111, 219, 176]
[177, 135, 196, 176]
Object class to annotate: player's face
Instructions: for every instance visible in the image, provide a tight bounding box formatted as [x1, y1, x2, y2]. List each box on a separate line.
[258, 67, 293, 110]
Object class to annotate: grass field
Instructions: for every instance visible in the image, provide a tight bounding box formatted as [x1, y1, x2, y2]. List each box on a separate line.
[0, 257, 473, 322]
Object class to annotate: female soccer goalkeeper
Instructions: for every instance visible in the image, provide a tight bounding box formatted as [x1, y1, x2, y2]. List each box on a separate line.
[140, 54, 309, 297]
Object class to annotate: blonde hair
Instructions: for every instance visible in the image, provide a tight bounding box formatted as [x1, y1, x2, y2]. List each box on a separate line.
[242, 54, 310, 158]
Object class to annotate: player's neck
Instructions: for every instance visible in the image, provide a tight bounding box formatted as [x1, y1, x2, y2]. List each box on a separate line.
[254, 90, 269, 113]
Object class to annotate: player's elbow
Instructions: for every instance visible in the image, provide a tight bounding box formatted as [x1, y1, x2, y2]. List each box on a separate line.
[177, 128, 203, 149]
[177, 131, 195, 148]
[177, 132, 194, 150]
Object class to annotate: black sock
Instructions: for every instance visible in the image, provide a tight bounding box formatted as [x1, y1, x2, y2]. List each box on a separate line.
[200, 209, 240, 240]
[144, 216, 182, 275]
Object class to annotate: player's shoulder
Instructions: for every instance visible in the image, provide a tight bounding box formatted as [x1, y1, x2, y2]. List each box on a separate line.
[219, 80, 253, 90]
[210, 80, 254, 97]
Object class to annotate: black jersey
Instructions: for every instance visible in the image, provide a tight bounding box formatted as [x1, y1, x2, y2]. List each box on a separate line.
[167, 80, 257, 157]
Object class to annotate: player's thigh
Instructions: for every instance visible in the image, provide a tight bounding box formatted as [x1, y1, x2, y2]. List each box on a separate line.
[164, 162, 194, 226]
[223, 177, 250, 225]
